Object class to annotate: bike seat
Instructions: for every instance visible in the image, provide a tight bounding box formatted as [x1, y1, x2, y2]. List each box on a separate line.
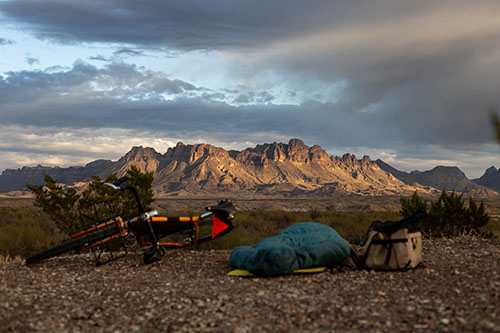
[206, 199, 236, 221]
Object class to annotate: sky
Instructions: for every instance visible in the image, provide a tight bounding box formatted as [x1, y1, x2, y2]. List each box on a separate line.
[1, 0, 500, 178]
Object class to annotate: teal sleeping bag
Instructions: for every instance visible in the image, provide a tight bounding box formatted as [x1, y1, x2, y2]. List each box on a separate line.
[230, 222, 350, 276]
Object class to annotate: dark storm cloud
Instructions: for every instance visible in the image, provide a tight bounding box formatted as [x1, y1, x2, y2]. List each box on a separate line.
[242, 2, 500, 147]
[0, 0, 414, 50]
[1, 0, 500, 164]
[2, 0, 497, 148]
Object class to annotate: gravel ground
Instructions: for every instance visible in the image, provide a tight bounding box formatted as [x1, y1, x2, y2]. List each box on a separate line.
[1, 236, 499, 332]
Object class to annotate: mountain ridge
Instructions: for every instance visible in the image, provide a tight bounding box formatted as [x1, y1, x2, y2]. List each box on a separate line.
[375, 161, 481, 192]
[474, 166, 500, 192]
[0, 139, 497, 197]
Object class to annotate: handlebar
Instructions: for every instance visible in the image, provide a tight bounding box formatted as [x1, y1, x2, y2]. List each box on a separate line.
[104, 177, 146, 215]
[114, 176, 130, 187]
[104, 183, 121, 190]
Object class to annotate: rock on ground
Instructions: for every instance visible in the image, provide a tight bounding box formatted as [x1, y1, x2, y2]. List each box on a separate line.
[0, 236, 499, 332]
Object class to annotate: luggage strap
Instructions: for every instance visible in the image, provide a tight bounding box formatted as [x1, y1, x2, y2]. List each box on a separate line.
[371, 238, 408, 265]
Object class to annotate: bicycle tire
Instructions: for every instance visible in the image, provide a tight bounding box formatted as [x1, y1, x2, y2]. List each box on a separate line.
[25, 227, 117, 265]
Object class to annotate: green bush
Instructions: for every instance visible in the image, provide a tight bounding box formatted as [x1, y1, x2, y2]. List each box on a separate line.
[26, 175, 80, 236]
[400, 191, 428, 217]
[27, 165, 154, 237]
[400, 190, 490, 237]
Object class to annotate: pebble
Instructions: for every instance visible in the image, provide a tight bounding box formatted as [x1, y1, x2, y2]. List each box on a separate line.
[0, 237, 499, 332]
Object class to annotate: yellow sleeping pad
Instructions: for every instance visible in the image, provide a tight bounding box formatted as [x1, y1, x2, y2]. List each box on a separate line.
[227, 266, 327, 277]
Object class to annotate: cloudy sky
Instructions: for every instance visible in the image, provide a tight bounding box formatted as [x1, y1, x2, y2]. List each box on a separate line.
[1, 0, 500, 178]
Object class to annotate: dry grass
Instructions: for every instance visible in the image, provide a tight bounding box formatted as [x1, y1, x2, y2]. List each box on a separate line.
[1, 198, 498, 259]
[0, 254, 23, 263]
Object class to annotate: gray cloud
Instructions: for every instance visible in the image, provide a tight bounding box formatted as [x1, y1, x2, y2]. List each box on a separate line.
[26, 57, 39, 66]
[239, 2, 500, 148]
[113, 48, 146, 57]
[89, 55, 109, 62]
[0, 62, 349, 136]
[232, 93, 252, 104]
[232, 91, 275, 105]
[1, 1, 500, 177]
[0, 61, 492, 152]
[0, 0, 346, 50]
[0, 37, 14, 45]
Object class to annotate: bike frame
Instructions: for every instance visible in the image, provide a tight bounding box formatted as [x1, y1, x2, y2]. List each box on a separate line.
[25, 176, 235, 266]
[71, 178, 234, 264]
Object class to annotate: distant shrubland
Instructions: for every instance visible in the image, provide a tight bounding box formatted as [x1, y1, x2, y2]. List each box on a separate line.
[1, 193, 499, 261]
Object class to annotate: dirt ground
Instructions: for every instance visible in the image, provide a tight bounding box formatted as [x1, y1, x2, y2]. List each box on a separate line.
[1, 236, 499, 332]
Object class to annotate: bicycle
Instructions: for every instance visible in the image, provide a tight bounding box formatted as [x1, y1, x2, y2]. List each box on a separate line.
[25, 176, 236, 265]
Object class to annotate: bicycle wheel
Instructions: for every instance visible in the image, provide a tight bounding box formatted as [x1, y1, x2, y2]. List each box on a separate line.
[25, 227, 117, 265]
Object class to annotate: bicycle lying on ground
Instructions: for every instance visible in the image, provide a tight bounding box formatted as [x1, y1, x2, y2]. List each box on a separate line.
[26, 177, 236, 265]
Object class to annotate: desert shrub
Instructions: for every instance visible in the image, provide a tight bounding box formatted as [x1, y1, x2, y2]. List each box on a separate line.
[27, 165, 154, 236]
[79, 165, 155, 220]
[309, 208, 323, 220]
[400, 191, 428, 217]
[26, 175, 80, 236]
[400, 190, 490, 237]
[0, 207, 62, 258]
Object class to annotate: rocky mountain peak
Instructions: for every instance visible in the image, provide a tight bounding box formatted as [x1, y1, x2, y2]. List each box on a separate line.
[410, 166, 477, 191]
[308, 145, 330, 162]
[237, 139, 332, 165]
[430, 166, 463, 176]
[340, 153, 360, 167]
[288, 138, 307, 151]
[236, 143, 282, 166]
[116, 146, 162, 174]
[165, 142, 228, 163]
[473, 165, 500, 191]
[482, 166, 498, 178]
[84, 159, 113, 168]
[286, 138, 309, 162]
[361, 155, 372, 167]
[120, 146, 161, 162]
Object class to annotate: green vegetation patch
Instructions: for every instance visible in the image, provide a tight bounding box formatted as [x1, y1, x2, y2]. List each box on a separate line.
[0, 206, 63, 258]
[401, 190, 493, 237]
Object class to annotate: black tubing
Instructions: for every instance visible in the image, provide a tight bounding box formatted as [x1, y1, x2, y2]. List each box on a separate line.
[25, 227, 117, 265]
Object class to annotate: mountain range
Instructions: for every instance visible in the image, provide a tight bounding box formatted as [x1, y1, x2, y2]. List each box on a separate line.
[0, 139, 498, 197]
